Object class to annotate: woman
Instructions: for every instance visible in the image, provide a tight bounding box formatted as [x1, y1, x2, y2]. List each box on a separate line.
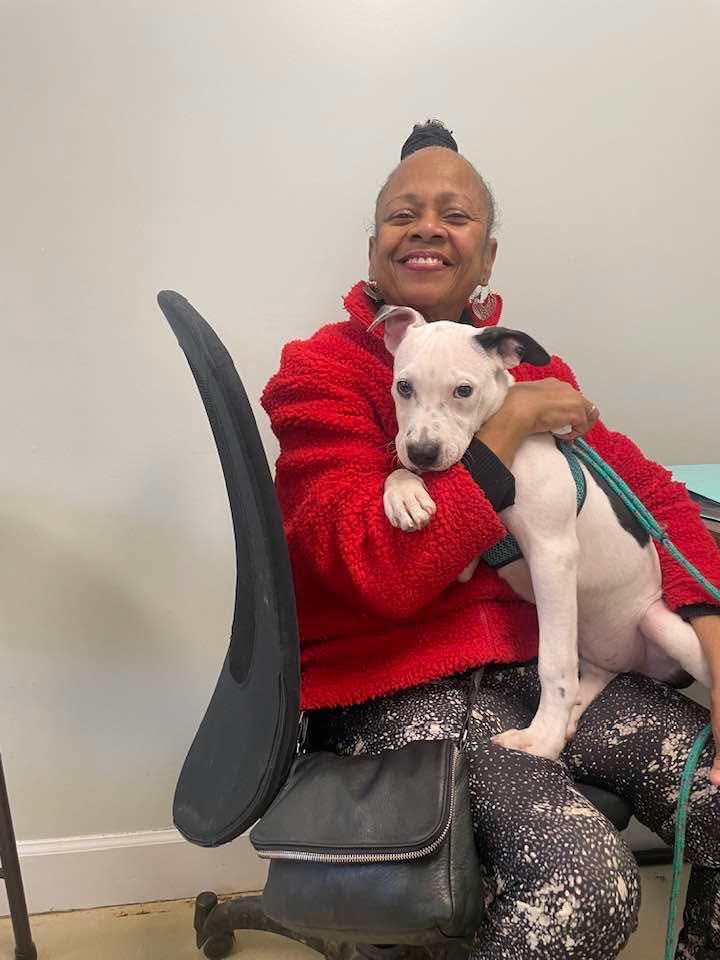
[262, 121, 720, 959]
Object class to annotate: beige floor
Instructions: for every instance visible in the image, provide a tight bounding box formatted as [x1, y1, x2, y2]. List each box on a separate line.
[0, 866, 688, 959]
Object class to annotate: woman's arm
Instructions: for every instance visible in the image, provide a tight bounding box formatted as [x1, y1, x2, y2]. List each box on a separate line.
[262, 337, 510, 621]
[477, 377, 600, 468]
[691, 615, 720, 785]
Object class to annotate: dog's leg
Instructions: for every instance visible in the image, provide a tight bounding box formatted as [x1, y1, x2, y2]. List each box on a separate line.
[490, 438, 583, 760]
[493, 531, 580, 760]
[383, 468, 437, 532]
[565, 659, 617, 741]
[639, 599, 711, 686]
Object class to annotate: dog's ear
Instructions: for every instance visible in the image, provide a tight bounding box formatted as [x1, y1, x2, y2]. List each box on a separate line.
[473, 327, 551, 369]
[368, 305, 426, 355]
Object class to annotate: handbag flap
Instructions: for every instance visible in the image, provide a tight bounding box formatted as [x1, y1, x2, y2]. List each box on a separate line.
[250, 739, 456, 856]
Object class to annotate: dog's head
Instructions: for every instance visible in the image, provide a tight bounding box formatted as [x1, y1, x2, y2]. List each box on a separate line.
[369, 305, 551, 472]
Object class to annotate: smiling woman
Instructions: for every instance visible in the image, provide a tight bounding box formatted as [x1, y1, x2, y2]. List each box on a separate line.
[261, 121, 720, 959]
[369, 133, 497, 322]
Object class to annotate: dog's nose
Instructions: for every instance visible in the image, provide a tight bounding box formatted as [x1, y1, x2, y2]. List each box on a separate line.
[407, 440, 441, 470]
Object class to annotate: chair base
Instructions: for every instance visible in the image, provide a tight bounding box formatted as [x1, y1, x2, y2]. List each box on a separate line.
[634, 846, 673, 866]
[194, 891, 344, 958]
[193, 846, 668, 957]
[192, 892, 470, 959]
[191, 848, 669, 958]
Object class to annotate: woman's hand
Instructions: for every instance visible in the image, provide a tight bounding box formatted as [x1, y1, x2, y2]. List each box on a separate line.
[691, 615, 720, 785]
[504, 379, 599, 440]
[476, 379, 600, 469]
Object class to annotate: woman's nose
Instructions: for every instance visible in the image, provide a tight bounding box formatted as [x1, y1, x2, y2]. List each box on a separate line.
[411, 217, 446, 241]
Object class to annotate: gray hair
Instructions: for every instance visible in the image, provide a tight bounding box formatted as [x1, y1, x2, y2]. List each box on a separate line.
[373, 121, 497, 239]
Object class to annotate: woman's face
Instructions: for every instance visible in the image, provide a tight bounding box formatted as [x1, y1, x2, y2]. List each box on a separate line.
[369, 148, 497, 322]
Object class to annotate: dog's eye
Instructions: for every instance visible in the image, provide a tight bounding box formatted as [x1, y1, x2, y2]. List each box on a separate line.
[454, 385, 473, 399]
[396, 380, 413, 398]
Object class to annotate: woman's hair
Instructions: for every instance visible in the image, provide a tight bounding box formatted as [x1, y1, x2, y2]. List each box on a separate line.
[374, 120, 496, 237]
[400, 119, 459, 159]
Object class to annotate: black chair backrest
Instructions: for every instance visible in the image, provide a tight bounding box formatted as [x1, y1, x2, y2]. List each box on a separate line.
[157, 291, 300, 847]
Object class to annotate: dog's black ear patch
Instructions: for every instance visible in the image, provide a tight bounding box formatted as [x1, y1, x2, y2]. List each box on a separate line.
[474, 328, 551, 368]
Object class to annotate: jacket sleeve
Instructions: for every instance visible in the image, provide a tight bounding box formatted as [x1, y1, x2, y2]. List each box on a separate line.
[262, 339, 508, 620]
[547, 358, 720, 613]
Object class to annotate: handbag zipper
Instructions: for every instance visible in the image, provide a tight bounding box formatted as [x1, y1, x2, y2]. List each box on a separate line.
[254, 750, 458, 864]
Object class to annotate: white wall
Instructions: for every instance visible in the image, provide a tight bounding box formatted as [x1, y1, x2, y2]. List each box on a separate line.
[1, 0, 718, 843]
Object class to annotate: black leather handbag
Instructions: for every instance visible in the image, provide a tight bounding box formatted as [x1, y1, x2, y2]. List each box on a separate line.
[249, 671, 485, 946]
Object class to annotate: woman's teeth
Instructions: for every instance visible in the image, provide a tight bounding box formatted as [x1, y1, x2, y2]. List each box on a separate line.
[407, 256, 443, 264]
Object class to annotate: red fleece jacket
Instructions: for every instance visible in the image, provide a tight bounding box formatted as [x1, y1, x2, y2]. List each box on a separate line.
[262, 282, 720, 710]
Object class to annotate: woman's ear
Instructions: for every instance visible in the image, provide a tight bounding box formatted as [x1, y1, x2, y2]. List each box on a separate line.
[482, 237, 498, 282]
[368, 236, 376, 277]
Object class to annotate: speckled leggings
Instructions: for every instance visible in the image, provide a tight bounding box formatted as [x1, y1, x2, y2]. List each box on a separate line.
[310, 664, 720, 959]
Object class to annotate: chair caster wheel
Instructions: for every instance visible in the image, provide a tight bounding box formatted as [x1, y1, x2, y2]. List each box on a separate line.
[195, 890, 219, 945]
[203, 932, 235, 958]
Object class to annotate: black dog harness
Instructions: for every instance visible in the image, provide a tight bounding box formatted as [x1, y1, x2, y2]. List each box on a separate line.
[481, 441, 587, 569]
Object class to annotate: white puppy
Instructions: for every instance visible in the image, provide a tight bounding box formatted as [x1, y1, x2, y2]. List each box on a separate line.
[371, 305, 710, 760]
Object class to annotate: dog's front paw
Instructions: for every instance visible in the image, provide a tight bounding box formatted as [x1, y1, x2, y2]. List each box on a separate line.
[384, 469, 437, 532]
[491, 727, 564, 761]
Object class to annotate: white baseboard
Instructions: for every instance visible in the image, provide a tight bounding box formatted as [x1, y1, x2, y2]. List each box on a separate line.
[0, 829, 268, 916]
[1, 822, 666, 918]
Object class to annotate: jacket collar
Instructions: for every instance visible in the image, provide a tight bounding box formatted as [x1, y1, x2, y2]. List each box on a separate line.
[343, 281, 503, 339]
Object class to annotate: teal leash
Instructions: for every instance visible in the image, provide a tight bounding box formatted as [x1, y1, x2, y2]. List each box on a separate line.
[664, 723, 713, 959]
[570, 438, 717, 958]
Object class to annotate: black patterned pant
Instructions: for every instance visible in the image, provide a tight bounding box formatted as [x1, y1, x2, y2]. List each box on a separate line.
[311, 664, 720, 959]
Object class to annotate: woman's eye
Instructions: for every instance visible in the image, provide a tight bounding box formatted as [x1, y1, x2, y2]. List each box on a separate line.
[389, 211, 414, 222]
[396, 380, 413, 398]
[445, 211, 469, 222]
[454, 384, 473, 399]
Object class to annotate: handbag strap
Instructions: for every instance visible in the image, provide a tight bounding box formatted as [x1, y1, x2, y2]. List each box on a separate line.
[298, 667, 486, 756]
[458, 667, 485, 751]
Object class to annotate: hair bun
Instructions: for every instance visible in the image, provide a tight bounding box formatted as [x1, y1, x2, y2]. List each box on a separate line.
[400, 119, 458, 160]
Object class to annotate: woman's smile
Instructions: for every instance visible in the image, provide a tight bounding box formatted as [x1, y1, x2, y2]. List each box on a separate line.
[397, 250, 452, 272]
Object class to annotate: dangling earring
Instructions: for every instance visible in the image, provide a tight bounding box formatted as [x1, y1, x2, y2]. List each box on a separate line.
[363, 279, 384, 304]
[471, 282, 494, 324]
[472, 282, 488, 306]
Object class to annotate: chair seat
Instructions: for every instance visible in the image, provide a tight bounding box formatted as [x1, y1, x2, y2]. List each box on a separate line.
[575, 782, 632, 831]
